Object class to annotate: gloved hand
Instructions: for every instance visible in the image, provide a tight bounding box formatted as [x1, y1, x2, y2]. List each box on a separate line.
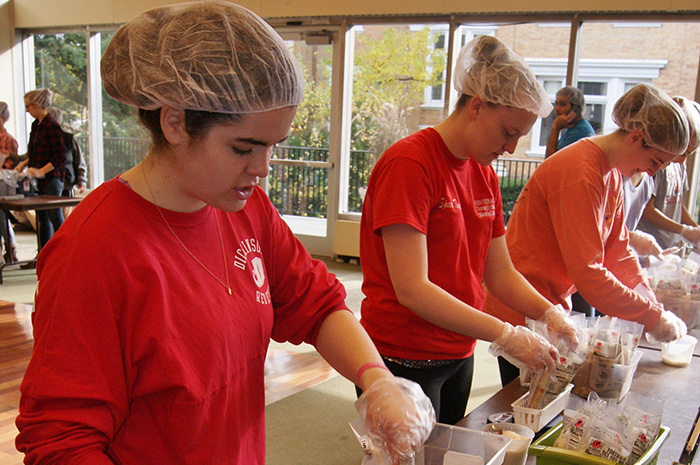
[629, 230, 663, 258]
[355, 376, 436, 465]
[680, 225, 700, 244]
[633, 281, 658, 304]
[647, 309, 688, 343]
[489, 323, 559, 373]
[541, 305, 580, 348]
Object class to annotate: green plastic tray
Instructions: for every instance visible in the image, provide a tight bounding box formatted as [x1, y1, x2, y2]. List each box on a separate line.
[528, 421, 669, 465]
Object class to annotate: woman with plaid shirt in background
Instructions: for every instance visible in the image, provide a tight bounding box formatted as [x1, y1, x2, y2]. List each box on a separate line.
[15, 89, 66, 253]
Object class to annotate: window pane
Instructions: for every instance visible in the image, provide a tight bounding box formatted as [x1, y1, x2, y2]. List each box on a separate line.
[578, 81, 606, 96]
[343, 24, 447, 214]
[539, 112, 555, 146]
[544, 80, 562, 94]
[100, 32, 149, 182]
[33, 33, 89, 185]
[578, 21, 700, 135]
[584, 103, 604, 133]
[495, 22, 571, 161]
[268, 37, 332, 227]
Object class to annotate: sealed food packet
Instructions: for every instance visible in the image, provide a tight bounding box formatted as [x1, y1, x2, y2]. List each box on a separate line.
[525, 320, 590, 409]
[584, 421, 632, 464]
[553, 391, 665, 465]
[619, 393, 664, 464]
[572, 317, 644, 400]
[554, 395, 592, 451]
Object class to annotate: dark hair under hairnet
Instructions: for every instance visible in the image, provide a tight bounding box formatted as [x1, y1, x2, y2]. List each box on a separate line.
[100, 1, 304, 114]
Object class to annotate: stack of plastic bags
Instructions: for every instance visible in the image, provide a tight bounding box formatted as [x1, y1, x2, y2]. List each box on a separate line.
[522, 315, 645, 407]
[524, 313, 590, 409]
[555, 391, 664, 464]
[645, 251, 700, 330]
[571, 317, 644, 401]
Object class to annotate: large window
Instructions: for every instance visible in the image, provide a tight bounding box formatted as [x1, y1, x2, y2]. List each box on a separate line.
[32, 32, 90, 184]
[342, 23, 448, 214]
[99, 31, 149, 183]
[28, 30, 149, 187]
[266, 34, 334, 237]
[19, 14, 700, 252]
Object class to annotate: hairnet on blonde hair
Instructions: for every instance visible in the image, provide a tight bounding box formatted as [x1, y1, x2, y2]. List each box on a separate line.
[0, 102, 9, 121]
[453, 35, 552, 118]
[612, 83, 689, 156]
[556, 86, 585, 116]
[24, 89, 53, 109]
[100, 0, 304, 114]
[672, 96, 700, 151]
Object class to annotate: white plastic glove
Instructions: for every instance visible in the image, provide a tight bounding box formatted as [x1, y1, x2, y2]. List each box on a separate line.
[629, 230, 663, 258]
[355, 377, 436, 465]
[647, 309, 688, 343]
[680, 225, 700, 244]
[489, 323, 559, 373]
[541, 305, 580, 348]
[633, 281, 658, 304]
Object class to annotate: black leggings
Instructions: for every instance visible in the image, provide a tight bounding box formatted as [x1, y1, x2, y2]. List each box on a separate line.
[497, 356, 520, 388]
[356, 356, 474, 425]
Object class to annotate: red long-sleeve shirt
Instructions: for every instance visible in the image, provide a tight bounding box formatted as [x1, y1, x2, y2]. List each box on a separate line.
[16, 179, 348, 464]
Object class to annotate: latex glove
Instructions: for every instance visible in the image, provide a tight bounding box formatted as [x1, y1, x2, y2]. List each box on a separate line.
[680, 225, 700, 244]
[541, 305, 580, 348]
[633, 281, 658, 304]
[647, 310, 688, 343]
[629, 230, 663, 258]
[489, 323, 559, 373]
[356, 376, 436, 465]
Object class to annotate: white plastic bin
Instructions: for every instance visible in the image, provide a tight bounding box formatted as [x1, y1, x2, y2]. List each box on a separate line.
[416, 423, 512, 465]
[511, 384, 573, 432]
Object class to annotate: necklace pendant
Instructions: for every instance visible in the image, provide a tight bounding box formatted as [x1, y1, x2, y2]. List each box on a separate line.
[228, 287, 232, 296]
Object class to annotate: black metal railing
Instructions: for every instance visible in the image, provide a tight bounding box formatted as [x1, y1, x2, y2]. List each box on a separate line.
[86, 138, 542, 223]
[268, 146, 330, 218]
[75, 136, 149, 182]
[495, 158, 543, 223]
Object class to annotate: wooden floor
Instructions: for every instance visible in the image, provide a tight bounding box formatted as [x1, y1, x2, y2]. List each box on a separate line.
[0, 299, 337, 463]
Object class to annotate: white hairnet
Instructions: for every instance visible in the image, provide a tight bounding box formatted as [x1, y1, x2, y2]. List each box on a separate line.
[46, 107, 63, 125]
[24, 89, 52, 109]
[101, 0, 304, 114]
[453, 35, 552, 118]
[673, 96, 700, 151]
[613, 84, 689, 156]
[0, 102, 9, 121]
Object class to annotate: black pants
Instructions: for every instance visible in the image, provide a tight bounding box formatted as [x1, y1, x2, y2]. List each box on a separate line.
[571, 291, 595, 317]
[356, 356, 474, 425]
[497, 356, 520, 388]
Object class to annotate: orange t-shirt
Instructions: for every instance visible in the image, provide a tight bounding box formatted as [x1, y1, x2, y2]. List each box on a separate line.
[484, 139, 661, 331]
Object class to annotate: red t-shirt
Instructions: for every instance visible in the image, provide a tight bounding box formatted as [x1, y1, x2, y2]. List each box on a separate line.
[16, 179, 347, 464]
[360, 128, 505, 360]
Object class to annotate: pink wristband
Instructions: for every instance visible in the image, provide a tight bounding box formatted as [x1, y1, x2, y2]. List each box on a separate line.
[356, 362, 390, 381]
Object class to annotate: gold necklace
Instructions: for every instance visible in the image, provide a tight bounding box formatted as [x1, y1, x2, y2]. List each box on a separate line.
[141, 164, 232, 295]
